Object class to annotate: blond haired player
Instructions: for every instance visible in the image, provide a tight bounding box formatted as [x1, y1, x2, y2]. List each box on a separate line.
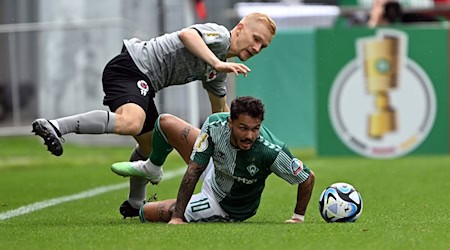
[32, 13, 276, 218]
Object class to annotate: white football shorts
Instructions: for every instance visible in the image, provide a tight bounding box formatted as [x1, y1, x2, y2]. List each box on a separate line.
[184, 159, 231, 222]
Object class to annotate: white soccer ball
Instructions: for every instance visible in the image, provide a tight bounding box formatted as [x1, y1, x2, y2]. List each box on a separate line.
[318, 182, 363, 222]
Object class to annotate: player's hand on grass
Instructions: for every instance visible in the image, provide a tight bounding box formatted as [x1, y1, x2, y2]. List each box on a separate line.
[285, 214, 304, 223]
[168, 217, 186, 225]
[214, 61, 251, 77]
[285, 218, 304, 223]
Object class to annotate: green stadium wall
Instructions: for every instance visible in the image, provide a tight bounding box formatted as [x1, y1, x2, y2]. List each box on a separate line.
[236, 25, 449, 158]
[236, 29, 317, 149]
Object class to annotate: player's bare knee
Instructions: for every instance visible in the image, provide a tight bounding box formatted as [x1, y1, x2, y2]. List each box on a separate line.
[124, 121, 144, 135]
[158, 114, 178, 131]
[117, 116, 144, 135]
[114, 104, 146, 135]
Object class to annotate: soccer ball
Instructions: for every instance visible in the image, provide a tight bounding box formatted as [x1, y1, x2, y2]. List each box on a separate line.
[318, 182, 363, 222]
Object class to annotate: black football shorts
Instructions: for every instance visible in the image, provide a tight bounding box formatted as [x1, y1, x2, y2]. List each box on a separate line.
[102, 45, 158, 135]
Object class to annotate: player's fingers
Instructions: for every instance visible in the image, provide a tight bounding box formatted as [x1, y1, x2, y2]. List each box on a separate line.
[241, 64, 251, 72]
[235, 63, 251, 73]
[168, 219, 186, 225]
[235, 66, 246, 77]
[285, 218, 303, 223]
[230, 67, 239, 76]
[235, 64, 250, 77]
[241, 68, 248, 77]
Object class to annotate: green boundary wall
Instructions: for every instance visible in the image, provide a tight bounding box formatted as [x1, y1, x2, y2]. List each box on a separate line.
[236, 29, 317, 149]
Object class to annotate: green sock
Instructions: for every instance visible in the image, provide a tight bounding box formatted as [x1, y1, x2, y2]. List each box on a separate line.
[149, 115, 173, 166]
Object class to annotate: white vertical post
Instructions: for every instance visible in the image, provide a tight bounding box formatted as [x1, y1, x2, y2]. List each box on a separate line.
[8, 33, 21, 126]
[183, 0, 200, 127]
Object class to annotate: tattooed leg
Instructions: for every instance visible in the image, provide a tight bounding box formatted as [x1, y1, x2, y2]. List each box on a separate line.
[180, 125, 192, 144]
[142, 199, 176, 222]
[158, 114, 200, 164]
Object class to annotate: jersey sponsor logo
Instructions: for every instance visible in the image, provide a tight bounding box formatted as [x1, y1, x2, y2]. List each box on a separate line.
[233, 175, 257, 185]
[194, 133, 209, 152]
[204, 32, 220, 43]
[246, 164, 259, 176]
[205, 32, 219, 37]
[290, 158, 303, 176]
[136, 80, 149, 96]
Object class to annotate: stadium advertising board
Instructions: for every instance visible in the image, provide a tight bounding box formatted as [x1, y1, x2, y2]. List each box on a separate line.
[317, 26, 449, 158]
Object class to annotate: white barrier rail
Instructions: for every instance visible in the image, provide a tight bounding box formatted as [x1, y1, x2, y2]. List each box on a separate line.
[0, 19, 132, 135]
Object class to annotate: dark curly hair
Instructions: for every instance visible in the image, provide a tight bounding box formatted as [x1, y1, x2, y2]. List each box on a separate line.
[230, 96, 265, 121]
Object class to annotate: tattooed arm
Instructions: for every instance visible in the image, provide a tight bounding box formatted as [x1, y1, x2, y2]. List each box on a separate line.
[168, 161, 207, 224]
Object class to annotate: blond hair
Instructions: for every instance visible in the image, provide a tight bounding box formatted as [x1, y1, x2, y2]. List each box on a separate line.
[241, 12, 276, 36]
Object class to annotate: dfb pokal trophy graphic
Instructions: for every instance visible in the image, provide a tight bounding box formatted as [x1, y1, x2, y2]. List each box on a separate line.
[329, 29, 436, 158]
[361, 34, 400, 139]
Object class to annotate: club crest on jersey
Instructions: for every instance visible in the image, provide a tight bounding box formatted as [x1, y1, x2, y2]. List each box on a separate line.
[137, 80, 149, 96]
[290, 158, 303, 176]
[194, 133, 208, 152]
[247, 164, 259, 176]
[205, 69, 217, 82]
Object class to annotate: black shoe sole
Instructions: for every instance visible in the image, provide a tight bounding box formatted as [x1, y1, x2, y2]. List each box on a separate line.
[32, 120, 63, 156]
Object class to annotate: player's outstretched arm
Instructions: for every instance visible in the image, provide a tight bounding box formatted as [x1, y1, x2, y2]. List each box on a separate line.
[168, 161, 207, 225]
[285, 171, 315, 223]
[178, 28, 250, 76]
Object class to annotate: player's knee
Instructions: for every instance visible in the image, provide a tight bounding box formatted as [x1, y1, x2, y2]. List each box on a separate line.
[158, 114, 178, 132]
[126, 120, 144, 135]
[114, 103, 146, 135]
[117, 115, 144, 135]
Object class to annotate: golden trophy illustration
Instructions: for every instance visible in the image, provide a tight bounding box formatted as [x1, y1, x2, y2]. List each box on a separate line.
[362, 35, 399, 139]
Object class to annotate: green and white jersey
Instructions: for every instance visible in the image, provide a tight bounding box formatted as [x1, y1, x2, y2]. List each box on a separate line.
[123, 23, 229, 96]
[191, 113, 311, 221]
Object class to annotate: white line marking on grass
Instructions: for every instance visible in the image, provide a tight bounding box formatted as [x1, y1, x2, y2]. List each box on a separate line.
[0, 167, 186, 221]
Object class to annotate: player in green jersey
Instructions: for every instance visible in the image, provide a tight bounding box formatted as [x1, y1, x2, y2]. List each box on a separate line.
[32, 13, 277, 218]
[112, 96, 315, 223]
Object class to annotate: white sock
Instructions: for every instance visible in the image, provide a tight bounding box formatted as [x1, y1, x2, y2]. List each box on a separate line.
[128, 145, 148, 208]
[128, 197, 146, 209]
[145, 159, 161, 170]
[49, 120, 60, 131]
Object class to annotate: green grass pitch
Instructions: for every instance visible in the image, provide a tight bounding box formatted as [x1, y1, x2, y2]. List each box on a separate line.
[0, 136, 449, 249]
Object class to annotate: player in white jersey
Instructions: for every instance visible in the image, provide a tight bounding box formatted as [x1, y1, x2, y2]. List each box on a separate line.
[112, 96, 315, 223]
[31, 13, 276, 218]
